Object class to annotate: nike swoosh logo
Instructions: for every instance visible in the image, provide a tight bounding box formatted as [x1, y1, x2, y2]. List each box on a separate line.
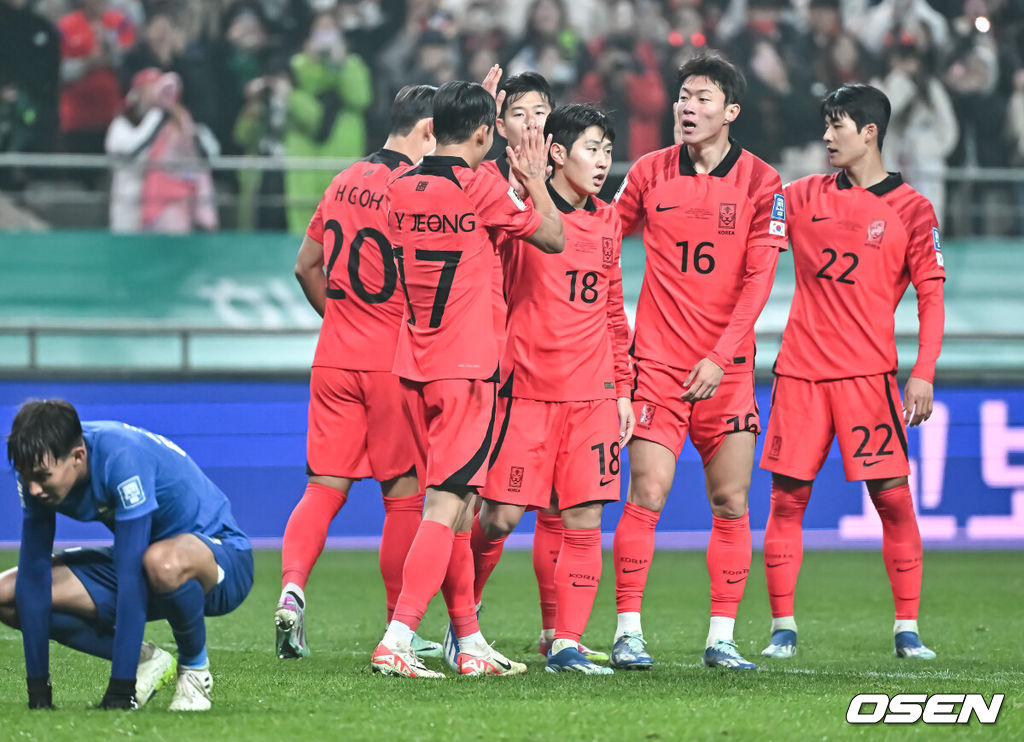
[599, 478, 615, 486]
[726, 578, 745, 584]
[655, 203, 678, 212]
[572, 582, 593, 587]
[765, 562, 786, 568]
[863, 460, 881, 467]
[621, 567, 644, 573]
[811, 215, 830, 222]
[896, 566, 918, 572]
[494, 657, 512, 670]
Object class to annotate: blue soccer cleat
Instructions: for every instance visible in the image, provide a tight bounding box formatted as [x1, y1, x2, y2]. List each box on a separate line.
[761, 629, 797, 658]
[442, 621, 461, 671]
[894, 631, 936, 659]
[610, 632, 653, 670]
[411, 632, 443, 659]
[703, 639, 757, 670]
[546, 646, 614, 675]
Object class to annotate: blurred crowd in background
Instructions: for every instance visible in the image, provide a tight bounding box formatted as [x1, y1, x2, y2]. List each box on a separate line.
[2, 0, 1023, 234]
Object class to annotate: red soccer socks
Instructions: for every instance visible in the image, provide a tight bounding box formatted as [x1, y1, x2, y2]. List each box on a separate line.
[441, 530, 480, 637]
[872, 484, 923, 620]
[470, 511, 507, 606]
[281, 482, 348, 589]
[763, 479, 812, 618]
[533, 511, 564, 630]
[553, 528, 602, 643]
[707, 511, 752, 619]
[613, 502, 660, 614]
[379, 494, 424, 621]
[390, 520, 455, 631]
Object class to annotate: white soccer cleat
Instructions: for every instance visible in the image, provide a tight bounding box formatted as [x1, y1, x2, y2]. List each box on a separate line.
[168, 664, 213, 711]
[135, 641, 176, 708]
[371, 639, 446, 678]
[457, 641, 527, 677]
[894, 631, 937, 660]
[761, 629, 797, 659]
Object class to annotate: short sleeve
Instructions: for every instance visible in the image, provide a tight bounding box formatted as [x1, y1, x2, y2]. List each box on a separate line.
[905, 199, 946, 285]
[306, 200, 325, 243]
[470, 170, 542, 239]
[613, 159, 647, 236]
[749, 166, 788, 252]
[103, 449, 159, 521]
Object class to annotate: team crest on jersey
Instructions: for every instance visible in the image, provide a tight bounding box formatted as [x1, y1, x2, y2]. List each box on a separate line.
[415, 180, 427, 192]
[866, 219, 887, 246]
[602, 237, 614, 268]
[768, 435, 782, 459]
[508, 466, 525, 493]
[117, 476, 146, 510]
[638, 403, 657, 429]
[718, 203, 737, 233]
[771, 193, 786, 221]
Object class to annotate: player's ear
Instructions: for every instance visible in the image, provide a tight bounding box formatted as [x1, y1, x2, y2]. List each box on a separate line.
[496, 115, 507, 139]
[421, 117, 434, 141]
[70, 444, 88, 467]
[862, 122, 878, 145]
[474, 123, 491, 146]
[724, 102, 740, 124]
[550, 141, 567, 166]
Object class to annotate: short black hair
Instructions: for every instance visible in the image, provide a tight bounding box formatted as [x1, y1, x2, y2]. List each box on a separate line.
[389, 84, 438, 137]
[432, 81, 495, 146]
[677, 51, 746, 106]
[7, 399, 83, 474]
[545, 103, 614, 166]
[821, 83, 891, 150]
[499, 72, 554, 117]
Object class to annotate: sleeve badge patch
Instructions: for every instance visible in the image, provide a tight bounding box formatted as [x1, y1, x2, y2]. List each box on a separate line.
[506, 185, 527, 211]
[117, 476, 146, 510]
[771, 193, 786, 221]
[769, 219, 786, 237]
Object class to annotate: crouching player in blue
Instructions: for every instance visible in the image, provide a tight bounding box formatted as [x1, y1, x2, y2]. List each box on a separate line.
[0, 399, 253, 711]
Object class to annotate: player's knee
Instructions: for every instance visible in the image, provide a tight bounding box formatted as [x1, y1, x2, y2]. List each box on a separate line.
[708, 489, 748, 518]
[143, 544, 187, 593]
[480, 513, 515, 540]
[627, 476, 669, 512]
[0, 569, 19, 627]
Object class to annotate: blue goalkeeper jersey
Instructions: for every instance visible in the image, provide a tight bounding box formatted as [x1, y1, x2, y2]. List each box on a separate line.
[19, 421, 248, 548]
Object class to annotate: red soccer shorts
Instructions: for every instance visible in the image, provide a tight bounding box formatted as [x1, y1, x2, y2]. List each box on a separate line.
[760, 373, 911, 482]
[632, 358, 759, 464]
[307, 366, 415, 481]
[486, 397, 622, 509]
[401, 377, 497, 492]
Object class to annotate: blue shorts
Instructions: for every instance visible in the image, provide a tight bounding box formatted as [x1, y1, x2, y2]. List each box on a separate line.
[59, 533, 254, 629]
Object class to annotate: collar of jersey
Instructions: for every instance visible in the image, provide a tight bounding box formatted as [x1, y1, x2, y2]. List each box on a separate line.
[678, 137, 742, 177]
[836, 170, 904, 196]
[546, 181, 596, 213]
[493, 153, 510, 179]
[374, 148, 414, 167]
[422, 155, 471, 169]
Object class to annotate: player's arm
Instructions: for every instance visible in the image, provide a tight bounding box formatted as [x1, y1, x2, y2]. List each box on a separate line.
[16, 508, 56, 709]
[612, 160, 646, 237]
[99, 513, 153, 709]
[606, 234, 635, 445]
[904, 277, 945, 427]
[507, 122, 564, 254]
[294, 233, 327, 317]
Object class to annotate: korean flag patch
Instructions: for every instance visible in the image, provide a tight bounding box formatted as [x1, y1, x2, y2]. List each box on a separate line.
[117, 476, 146, 510]
[932, 227, 944, 266]
[507, 185, 527, 211]
[771, 193, 786, 221]
[769, 220, 786, 237]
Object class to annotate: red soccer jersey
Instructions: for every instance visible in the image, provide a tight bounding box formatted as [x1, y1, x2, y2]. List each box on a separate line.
[774, 171, 946, 381]
[501, 186, 632, 402]
[387, 155, 542, 382]
[615, 141, 788, 373]
[306, 149, 411, 371]
[478, 156, 514, 352]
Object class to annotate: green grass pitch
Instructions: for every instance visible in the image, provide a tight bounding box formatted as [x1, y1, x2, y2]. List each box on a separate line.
[1, 548, 1021, 741]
